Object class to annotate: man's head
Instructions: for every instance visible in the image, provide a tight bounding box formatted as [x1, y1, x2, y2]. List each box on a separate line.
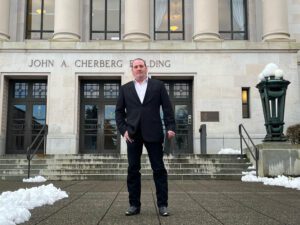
[131, 58, 148, 82]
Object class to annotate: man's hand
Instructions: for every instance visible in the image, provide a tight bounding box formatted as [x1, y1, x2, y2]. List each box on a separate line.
[167, 130, 176, 140]
[124, 131, 133, 143]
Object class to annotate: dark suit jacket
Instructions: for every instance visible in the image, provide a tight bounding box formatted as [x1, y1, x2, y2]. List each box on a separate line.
[115, 78, 175, 143]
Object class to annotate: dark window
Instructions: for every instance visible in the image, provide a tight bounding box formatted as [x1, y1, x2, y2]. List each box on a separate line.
[104, 83, 119, 98]
[90, 0, 121, 40]
[154, 0, 184, 40]
[174, 83, 189, 98]
[14, 83, 28, 98]
[242, 87, 250, 118]
[26, 0, 55, 39]
[33, 83, 47, 98]
[83, 82, 119, 99]
[219, 0, 248, 40]
[164, 83, 170, 95]
[84, 83, 100, 98]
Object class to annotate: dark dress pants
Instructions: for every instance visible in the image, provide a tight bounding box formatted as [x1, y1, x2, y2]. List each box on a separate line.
[127, 138, 168, 208]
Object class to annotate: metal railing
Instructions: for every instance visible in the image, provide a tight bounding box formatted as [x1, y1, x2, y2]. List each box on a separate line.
[26, 124, 48, 178]
[239, 124, 259, 177]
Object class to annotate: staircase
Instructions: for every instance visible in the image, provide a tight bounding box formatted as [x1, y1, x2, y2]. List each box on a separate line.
[0, 154, 253, 181]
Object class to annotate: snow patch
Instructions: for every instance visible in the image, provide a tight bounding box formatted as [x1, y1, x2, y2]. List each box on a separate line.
[23, 176, 47, 183]
[218, 148, 240, 154]
[0, 184, 68, 225]
[242, 171, 300, 191]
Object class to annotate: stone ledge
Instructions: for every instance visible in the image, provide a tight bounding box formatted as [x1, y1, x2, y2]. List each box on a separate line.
[255, 142, 300, 177]
[0, 40, 299, 52]
[257, 142, 300, 149]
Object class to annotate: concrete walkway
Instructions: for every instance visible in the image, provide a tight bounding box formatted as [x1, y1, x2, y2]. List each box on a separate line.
[1, 180, 300, 225]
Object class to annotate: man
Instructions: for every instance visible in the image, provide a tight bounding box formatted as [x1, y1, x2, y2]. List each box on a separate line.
[115, 58, 176, 216]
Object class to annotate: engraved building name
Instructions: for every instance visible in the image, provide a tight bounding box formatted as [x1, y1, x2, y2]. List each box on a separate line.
[28, 59, 171, 68]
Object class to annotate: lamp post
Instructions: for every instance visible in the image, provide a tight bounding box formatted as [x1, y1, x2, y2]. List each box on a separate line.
[256, 72, 290, 141]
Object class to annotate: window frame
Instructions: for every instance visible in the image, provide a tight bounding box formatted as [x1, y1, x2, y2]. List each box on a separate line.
[219, 0, 248, 40]
[90, 0, 121, 40]
[242, 87, 250, 119]
[154, 0, 185, 40]
[26, 0, 54, 40]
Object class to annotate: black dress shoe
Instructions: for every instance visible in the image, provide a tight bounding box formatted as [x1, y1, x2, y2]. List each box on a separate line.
[125, 206, 140, 216]
[158, 206, 169, 216]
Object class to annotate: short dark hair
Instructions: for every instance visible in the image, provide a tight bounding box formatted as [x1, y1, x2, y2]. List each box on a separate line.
[131, 58, 147, 67]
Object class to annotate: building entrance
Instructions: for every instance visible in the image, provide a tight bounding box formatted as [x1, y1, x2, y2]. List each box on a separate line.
[6, 80, 47, 154]
[159, 80, 193, 154]
[79, 80, 120, 153]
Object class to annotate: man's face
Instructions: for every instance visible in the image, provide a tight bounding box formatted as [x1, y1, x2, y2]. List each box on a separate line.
[132, 59, 148, 82]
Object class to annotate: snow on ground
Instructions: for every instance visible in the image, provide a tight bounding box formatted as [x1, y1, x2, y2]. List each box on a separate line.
[218, 148, 241, 154]
[242, 170, 300, 191]
[0, 184, 68, 225]
[247, 165, 255, 170]
[23, 176, 47, 183]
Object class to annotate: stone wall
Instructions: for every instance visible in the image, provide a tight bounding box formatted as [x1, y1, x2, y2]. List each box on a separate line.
[0, 41, 299, 154]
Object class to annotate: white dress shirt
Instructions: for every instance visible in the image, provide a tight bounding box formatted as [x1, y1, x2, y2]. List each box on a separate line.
[134, 77, 148, 103]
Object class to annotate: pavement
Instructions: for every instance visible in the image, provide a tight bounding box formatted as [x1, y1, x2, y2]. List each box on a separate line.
[1, 179, 300, 225]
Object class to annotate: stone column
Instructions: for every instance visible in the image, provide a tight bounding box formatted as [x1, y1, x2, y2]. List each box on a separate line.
[193, 0, 220, 41]
[46, 69, 78, 154]
[262, 0, 290, 41]
[52, 0, 80, 41]
[123, 0, 150, 41]
[0, 0, 10, 41]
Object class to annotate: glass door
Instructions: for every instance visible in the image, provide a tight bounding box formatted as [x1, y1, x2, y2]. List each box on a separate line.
[81, 104, 100, 152]
[103, 105, 118, 152]
[174, 104, 192, 153]
[80, 81, 120, 153]
[6, 81, 47, 154]
[159, 80, 193, 154]
[10, 104, 27, 152]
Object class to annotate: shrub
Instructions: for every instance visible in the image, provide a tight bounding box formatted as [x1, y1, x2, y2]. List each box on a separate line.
[286, 124, 300, 144]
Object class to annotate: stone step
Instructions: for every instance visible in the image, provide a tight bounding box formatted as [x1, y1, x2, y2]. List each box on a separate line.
[46, 169, 251, 175]
[0, 153, 252, 181]
[1, 154, 246, 159]
[0, 168, 251, 175]
[0, 158, 249, 164]
[0, 155, 249, 164]
[0, 162, 251, 170]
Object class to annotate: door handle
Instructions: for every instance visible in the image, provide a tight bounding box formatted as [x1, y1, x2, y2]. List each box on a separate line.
[188, 115, 192, 124]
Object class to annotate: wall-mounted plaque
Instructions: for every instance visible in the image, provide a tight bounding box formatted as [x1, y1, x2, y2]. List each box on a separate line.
[201, 111, 219, 122]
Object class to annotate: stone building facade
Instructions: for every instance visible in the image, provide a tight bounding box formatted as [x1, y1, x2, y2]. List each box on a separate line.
[0, 0, 299, 155]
